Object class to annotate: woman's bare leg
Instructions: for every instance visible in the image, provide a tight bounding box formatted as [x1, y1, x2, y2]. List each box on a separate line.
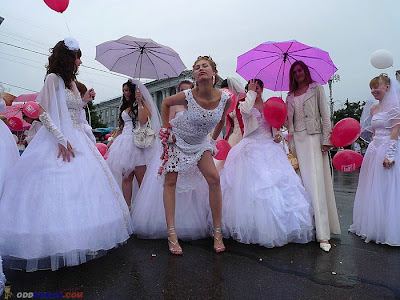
[133, 165, 147, 187]
[163, 171, 181, 254]
[197, 151, 225, 251]
[122, 171, 134, 207]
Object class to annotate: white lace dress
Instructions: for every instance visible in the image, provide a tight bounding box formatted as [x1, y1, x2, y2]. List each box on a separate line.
[0, 76, 132, 271]
[107, 111, 151, 177]
[349, 112, 400, 245]
[220, 108, 314, 248]
[132, 111, 211, 240]
[160, 89, 229, 191]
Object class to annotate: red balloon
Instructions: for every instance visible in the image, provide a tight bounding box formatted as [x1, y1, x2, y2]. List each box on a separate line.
[214, 139, 231, 160]
[333, 150, 363, 173]
[331, 118, 361, 148]
[221, 88, 237, 115]
[95, 143, 108, 158]
[23, 101, 40, 119]
[263, 97, 287, 128]
[105, 134, 112, 140]
[8, 117, 23, 131]
[44, 0, 69, 13]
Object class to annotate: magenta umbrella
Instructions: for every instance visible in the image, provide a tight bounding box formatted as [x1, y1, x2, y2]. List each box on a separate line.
[12, 93, 39, 103]
[236, 40, 337, 91]
[3, 104, 31, 131]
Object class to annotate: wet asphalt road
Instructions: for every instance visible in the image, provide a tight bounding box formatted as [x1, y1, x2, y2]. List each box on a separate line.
[3, 170, 400, 300]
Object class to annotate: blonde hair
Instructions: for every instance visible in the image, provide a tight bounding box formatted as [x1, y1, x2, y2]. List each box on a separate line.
[193, 55, 219, 86]
[0, 115, 8, 124]
[370, 74, 390, 89]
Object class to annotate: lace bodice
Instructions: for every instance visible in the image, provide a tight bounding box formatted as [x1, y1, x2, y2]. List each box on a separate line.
[249, 108, 273, 140]
[65, 88, 86, 129]
[293, 93, 307, 132]
[170, 89, 229, 144]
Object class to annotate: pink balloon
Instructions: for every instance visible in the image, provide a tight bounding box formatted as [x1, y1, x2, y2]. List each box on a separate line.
[44, 0, 69, 13]
[214, 139, 231, 160]
[221, 88, 237, 115]
[95, 143, 108, 158]
[8, 117, 23, 131]
[331, 118, 361, 148]
[23, 101, 40, 119]
[333, 150, 363, 173]
[105, 134, 111, 140]
[263, 97, 287, 128]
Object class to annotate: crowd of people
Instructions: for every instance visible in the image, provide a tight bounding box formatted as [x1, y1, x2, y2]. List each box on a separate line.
[0, 37, 399, 294]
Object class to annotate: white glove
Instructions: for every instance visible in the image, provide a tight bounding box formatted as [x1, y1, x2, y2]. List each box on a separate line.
[385, 140, 397, 163]
[39, 112, 67, 148]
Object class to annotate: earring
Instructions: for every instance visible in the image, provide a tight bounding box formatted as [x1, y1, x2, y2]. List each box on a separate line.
[212, 76, 215, 85]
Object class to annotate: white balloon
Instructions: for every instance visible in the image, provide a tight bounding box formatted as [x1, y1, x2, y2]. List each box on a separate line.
[371, 49, 393, 69]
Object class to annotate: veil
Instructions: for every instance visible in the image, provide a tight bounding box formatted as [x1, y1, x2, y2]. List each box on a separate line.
[360, 75, 400, 141]
[129, 79, 161, 134]
[227, 76, 245, 97]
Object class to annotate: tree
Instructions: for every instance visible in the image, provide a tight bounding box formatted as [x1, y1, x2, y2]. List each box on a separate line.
[333, 99, 365, 125]
[85, 101, 107, 128]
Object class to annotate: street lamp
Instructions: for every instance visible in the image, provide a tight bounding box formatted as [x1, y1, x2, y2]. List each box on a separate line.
[328, 74, 340, 126]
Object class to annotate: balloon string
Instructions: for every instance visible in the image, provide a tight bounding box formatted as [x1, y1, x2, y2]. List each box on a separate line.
[63, 13, 72, 36]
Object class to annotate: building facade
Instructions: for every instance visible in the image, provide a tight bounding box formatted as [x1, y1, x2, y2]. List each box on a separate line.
[94, 70, 223, 128]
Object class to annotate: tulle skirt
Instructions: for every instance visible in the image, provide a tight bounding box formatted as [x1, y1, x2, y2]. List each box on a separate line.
[132, 153, 211, 240]
[0, 127, 132, 271]
[0, 121, 19, 196]
[349, 136, 400, 246]
[220, 135, 314, 248]
[106, 132, 151, 176]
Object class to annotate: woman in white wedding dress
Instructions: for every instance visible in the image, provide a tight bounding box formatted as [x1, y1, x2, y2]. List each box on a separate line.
[106, 79, 160, 208]
[349, 74, 400, 246]
[0, 88, 19, 294]
[0, 38, 132, 272]
[132, 80, 211, 241]
[220, 79, 314, 248]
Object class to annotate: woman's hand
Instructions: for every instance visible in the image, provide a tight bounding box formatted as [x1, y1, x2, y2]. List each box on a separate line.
[383, 158, 395, 169]
[321, 145, 331, 154]
[248, 79, 257, 92]
[57, 141, 75, 162]
[135, 89, 143, 104]
[273, 134, 282, 143]
[82, 88, 96, 103]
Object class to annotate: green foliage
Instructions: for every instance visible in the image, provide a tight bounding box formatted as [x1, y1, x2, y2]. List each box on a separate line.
[333, 99, 365, 124]
[85, 101, 107, 128]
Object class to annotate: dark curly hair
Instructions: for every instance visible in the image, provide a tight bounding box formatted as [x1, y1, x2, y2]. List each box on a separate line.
[118, 80, 138, 129]
[46, 40, 82, 89]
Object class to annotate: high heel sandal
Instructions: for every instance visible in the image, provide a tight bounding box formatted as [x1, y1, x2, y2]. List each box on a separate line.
[167, 227, 182, 255]
[212, 227, 226, 253]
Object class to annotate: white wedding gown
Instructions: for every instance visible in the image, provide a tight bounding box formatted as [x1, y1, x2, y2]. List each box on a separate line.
[220, 108, 314, 248]
[0, 74, 132, 271]
[349, 112, 400, 245]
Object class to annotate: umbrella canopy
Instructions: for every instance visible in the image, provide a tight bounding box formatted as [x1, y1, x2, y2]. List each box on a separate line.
[237, 40, 337, 91]
[3, 104, 31, 130]
[95, 36, 186, 80]
[13, 93, 39, 103]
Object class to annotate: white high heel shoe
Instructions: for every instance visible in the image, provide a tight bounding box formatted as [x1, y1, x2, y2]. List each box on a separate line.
[320, 242, 331, 252]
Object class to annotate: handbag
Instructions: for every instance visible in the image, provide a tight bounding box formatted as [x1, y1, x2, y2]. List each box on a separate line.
[132, 116, 155, 148]
[283, 138, 299, 171]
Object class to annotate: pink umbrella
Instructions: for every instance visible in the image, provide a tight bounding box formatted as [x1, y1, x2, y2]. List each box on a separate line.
[95, 36, 186, 80]
[3, 104, 31, 131]
[236, 40, 337, 91]
[12, 93, 39, 103]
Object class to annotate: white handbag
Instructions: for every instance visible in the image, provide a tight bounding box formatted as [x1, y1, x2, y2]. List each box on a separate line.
[132, 116, 155, 148]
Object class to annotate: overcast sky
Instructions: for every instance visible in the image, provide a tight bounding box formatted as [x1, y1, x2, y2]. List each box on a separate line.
[0, 0, 399, 109]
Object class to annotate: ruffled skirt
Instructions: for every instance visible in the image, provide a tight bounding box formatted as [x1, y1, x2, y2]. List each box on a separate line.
[221, 135, 314, 248]
[0, 126, 132, 271]
[106, 132, 152, 176]
[349, 137, 400, 246]
[0, 121, 19, 196]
